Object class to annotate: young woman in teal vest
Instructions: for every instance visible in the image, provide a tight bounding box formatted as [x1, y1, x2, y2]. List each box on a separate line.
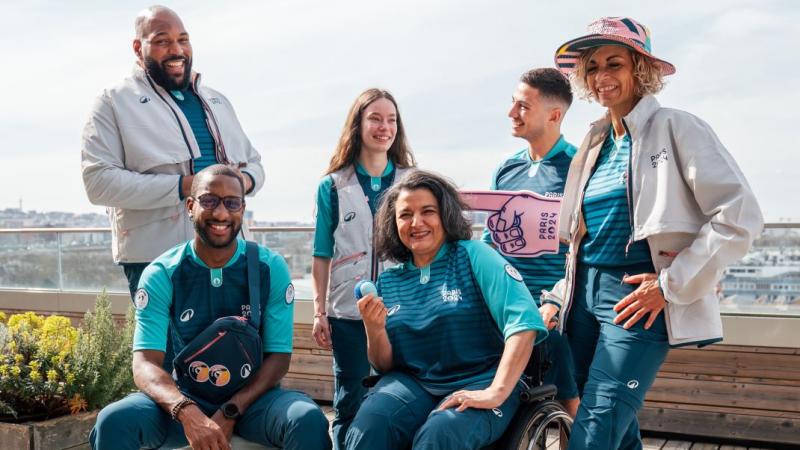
[311, 88, 416, 450]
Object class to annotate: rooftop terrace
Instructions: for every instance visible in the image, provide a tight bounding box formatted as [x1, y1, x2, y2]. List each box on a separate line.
[0, 225, 798, 449]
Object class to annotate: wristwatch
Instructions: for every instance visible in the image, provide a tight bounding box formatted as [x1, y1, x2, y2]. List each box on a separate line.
[220, 402, 241, 420]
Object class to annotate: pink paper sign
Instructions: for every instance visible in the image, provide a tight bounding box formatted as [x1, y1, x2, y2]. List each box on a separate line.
[461, 190, 561, 257]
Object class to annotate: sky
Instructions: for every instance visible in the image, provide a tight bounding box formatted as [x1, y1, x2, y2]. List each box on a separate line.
[1, 0, 797, 223]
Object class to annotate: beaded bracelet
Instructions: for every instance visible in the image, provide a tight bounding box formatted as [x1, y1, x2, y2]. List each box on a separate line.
[170, 398, 197, 422]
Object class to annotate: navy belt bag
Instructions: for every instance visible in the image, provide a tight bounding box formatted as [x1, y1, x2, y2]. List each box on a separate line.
[171, 241, 264, 404]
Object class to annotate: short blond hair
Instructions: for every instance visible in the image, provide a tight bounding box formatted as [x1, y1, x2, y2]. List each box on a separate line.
[571, 47, 665, 101]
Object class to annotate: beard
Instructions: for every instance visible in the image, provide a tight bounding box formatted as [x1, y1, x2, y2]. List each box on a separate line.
[193, 219, 241, 249]
[144, 56, 192, 91]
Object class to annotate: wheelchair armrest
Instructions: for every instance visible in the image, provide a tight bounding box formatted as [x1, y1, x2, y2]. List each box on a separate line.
[362, 374, 382, 388]
[519, 383, 557, 403]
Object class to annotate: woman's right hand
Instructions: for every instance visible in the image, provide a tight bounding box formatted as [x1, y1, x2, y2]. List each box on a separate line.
[312, 315, 332, 350]
[357, 294, 387, 331]
[539, 303, 560, 330]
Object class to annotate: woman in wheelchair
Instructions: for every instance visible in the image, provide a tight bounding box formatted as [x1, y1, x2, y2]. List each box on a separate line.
[344, 170, 549, 450]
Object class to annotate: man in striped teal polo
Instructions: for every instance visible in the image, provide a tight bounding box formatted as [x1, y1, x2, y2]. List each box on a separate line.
[482, 68, 579, 416]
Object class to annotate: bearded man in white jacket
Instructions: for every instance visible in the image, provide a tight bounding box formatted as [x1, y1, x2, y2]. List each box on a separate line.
[81, 5, 264, 297]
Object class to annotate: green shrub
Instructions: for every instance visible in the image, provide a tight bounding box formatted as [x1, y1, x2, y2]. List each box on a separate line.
[69, 290, 135, 411]
[0, 290, 134, 421]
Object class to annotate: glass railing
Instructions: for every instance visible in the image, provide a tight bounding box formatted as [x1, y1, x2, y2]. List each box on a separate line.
[0, 224, 798, 316]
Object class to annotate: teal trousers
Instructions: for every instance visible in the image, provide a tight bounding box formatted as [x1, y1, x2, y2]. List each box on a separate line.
[90, 388, 331, 450]
[567, 262, 669, 450]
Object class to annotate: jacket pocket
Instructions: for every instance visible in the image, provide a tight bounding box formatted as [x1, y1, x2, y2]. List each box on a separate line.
[665, 293, 722, 341]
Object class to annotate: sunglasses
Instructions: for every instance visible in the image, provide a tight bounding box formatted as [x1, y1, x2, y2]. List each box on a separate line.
[193, 194, 245, 212]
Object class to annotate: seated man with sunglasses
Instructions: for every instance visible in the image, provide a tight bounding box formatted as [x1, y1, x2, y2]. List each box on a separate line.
[90, 165, 331, 450]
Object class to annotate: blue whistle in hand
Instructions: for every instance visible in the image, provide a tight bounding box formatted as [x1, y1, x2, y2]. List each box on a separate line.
[354, 280, 377, 299]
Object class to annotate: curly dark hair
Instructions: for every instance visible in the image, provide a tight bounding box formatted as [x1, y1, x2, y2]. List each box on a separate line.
[374, 169, 472, 262]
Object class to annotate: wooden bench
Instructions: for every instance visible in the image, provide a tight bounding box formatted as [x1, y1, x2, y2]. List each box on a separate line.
[284, 326, 800, 446]
[283, 323, 335, 401]
[639, 344, 800, 446]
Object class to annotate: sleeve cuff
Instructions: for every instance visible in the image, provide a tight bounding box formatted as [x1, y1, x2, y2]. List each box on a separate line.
[541, 299, 562, 311]
[658, 269, 670, 304]
[263, 346, 292, 354]
[504, 323, 547, 342]
[178, 175, 186, 200]
[242, 170, 256, 195]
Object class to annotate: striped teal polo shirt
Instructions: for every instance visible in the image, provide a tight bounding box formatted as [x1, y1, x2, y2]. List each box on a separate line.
[377, 240, 547, 395]
[482, 135, 576, 300]
[579, 130, 651, 266]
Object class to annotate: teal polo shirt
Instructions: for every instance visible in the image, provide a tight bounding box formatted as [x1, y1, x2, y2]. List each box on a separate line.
[133, 239, 294, 355]
[482, 135, 576, 300]
[378, 240, 547, 395]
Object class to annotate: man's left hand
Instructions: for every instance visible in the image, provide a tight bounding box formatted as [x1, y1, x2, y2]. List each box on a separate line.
[228, 165, 253, 194]
[436, 387, 505, 412]
[211, 410, 236, 442]
[613, 273, 665, 330]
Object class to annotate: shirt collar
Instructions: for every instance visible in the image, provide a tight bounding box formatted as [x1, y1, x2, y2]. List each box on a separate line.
[188, 238, 245, 269]
[356, 159, 394, 177]
[404, 240, 452, 270]
[527, 135, 569, 162]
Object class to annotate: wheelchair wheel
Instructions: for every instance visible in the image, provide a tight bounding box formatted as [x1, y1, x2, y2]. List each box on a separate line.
[501, 400, 572, 450]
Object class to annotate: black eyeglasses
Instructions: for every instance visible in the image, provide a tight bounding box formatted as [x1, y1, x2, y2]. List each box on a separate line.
[193, 194, 245, 212]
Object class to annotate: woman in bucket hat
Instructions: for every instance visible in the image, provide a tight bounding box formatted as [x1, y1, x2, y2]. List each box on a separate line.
[547, 17, 763, 449]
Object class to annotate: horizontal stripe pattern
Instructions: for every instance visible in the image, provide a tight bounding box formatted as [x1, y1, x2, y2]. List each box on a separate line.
[580, 133, 651, 266]
[172, 89, 217, 172]
[488, 145, 574, 297]
[378, 243, 504, 395]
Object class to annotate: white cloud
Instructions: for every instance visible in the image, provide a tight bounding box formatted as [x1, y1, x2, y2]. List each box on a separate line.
[0, 0, 797, 222]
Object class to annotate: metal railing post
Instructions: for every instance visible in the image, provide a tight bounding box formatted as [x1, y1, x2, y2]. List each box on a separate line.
[57, 231, 64, 291]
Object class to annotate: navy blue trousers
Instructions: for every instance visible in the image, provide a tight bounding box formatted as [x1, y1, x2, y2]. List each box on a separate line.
[329, 317, 370, 450]
[567, 262, 669, 450]
[90, 389, 331, 450]
[345, 371, 522, 450]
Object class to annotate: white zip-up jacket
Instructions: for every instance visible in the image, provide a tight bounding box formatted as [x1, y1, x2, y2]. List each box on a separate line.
[82, 66, 264, 263]
[554, 95, 763, 347]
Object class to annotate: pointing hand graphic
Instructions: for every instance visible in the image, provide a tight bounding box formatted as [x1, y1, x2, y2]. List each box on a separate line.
[461, 190, 561, 257]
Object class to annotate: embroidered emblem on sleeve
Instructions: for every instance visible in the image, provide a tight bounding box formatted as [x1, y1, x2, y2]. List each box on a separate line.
[285, 284, 295, 304]
[504, 264, 524, 282]
[134, 289, 149, 309]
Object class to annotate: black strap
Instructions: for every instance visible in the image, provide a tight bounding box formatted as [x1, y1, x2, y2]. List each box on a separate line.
[245, 241, 261, 328]
[170, 242, 261, 349]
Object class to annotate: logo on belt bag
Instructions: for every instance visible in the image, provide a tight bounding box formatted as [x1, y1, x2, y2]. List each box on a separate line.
[170, 242, 264, 404]
[173, 316, 262, 402]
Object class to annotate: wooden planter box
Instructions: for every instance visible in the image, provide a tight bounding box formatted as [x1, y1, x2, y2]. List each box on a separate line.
[0, 411, 97, 450]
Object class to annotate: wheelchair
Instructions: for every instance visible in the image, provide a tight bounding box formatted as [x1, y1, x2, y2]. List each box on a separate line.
[362, 345, 572, 450]
[490, 344, 572, 450]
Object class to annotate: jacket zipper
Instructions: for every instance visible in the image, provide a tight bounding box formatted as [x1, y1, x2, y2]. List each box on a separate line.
[144, 75, 196, 173]
[622, 120, 635, 258]
[183, 330, 227, 363]
[565, 127, 609, 321]
[193, 77, 229, 164]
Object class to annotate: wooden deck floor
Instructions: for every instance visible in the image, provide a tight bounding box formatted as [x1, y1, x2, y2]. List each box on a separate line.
[321, 405, 779, 450]
[641, 437, 775, 450]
